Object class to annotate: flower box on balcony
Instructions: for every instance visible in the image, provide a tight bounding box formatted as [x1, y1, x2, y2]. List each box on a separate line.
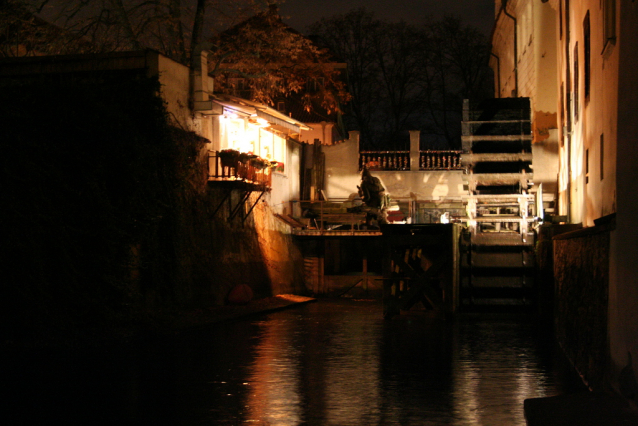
[218, 149, 239, 168]
[250, 157, 268, 170]
[239, 152, 257, 164]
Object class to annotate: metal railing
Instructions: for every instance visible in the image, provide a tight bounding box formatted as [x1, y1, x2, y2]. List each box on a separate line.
[359, 150, 463, 171]
[208, 152, 273, 187]
[360, 151, 410, 171]
[419, 150, 462, 170]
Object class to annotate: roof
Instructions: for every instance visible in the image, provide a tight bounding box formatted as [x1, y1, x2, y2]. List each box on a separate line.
[212, 94, 312, 134]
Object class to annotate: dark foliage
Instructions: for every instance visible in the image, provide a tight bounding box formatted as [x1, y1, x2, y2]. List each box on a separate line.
[0, 71, 210, 343]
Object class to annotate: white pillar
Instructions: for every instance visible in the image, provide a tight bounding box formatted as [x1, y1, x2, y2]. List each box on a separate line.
[409, 130, 420, 171]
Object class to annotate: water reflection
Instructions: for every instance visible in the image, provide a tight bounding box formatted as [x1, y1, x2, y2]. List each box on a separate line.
[230, 301, 582, 426]
[245, 318, 303, 425]
[5, 300, 583, 425]
[451, 321, 561, 425]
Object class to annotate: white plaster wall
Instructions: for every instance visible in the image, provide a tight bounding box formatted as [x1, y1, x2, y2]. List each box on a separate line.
[323, 134, 466, 202]
[532, 1, 559, 199]
[490, 0, 518, 98]
[373, 171, 466, 201]
[156, 54, 192, 131]
[323, 134, 362, 200]
[567, 0, 618, 226]
[491, 0, 560, 201]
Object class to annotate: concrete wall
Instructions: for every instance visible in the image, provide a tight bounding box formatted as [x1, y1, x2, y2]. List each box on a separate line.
[155, 54, 192, 132]
[323, 132, 466, 204]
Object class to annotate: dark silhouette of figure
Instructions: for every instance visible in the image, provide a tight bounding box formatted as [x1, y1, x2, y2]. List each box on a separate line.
[356, 168, 387, 226]
[358, 168, 385, 208]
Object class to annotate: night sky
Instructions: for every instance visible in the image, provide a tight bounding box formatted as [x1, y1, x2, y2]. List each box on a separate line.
[279, 0, 496, 36]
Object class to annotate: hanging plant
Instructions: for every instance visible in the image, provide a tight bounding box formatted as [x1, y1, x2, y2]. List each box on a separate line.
[218, 149, 239, 167]
[267, 161, 278, 170]
[239, 152, 258, 164]
[250, 157, 268, 170]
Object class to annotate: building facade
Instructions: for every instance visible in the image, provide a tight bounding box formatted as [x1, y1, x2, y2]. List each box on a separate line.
[490, 0, 638, 403]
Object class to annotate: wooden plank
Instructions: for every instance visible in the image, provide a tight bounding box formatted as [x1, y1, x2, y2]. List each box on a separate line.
[461, 153, 533, 163]
[461, 134, 533, 142]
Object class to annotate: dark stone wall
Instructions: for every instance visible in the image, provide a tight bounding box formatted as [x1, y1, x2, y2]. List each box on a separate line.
[554, 225, 610, 390]
[0, 72, 305, 345]
[536, 224, 582, 319]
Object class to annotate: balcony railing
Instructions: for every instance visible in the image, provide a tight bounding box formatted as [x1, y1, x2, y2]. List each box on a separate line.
[359, 150, 463, 171]
[360, 151, 410, 171]
[208, 151, 273, 188]
[419, 150, 463, 170]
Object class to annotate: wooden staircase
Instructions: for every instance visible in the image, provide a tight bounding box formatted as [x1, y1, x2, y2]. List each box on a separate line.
[460, 98, 537, 312]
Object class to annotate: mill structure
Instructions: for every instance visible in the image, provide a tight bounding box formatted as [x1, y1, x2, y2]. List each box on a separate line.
[460, 98, 537, 311]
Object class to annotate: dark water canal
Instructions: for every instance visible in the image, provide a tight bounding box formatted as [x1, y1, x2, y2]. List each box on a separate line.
[6, 299, 585, 425]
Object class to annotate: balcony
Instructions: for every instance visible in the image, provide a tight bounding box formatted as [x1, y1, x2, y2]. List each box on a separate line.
[360, 151, 410, 171]
[419, 150, 463, 170]
[208, 150, 275, 189]
[359, 150, 463, 171]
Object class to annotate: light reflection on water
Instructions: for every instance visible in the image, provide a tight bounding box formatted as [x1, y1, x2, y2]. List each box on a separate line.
[5, 299, 584, 425]
[221, 300, 582, 426]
